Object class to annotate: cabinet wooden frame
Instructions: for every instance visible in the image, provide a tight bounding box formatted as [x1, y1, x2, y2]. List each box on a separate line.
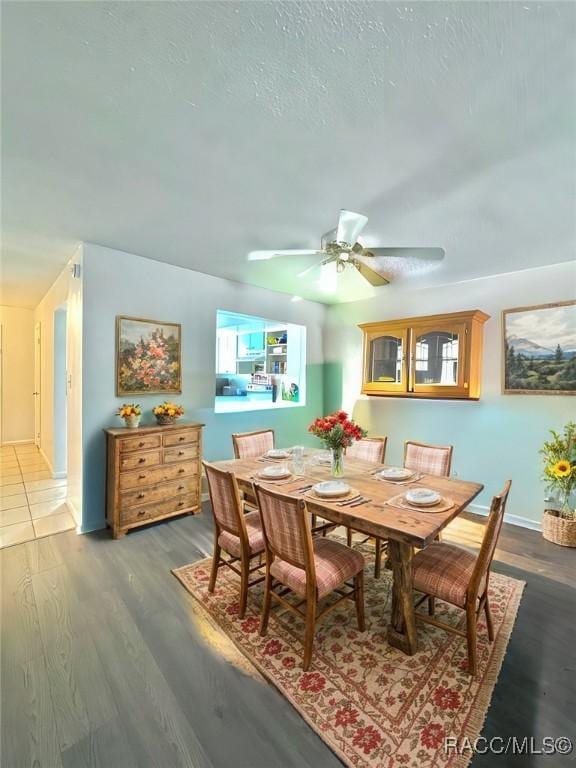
[359, 310, 489, 400]
[104, 422, 204, 538]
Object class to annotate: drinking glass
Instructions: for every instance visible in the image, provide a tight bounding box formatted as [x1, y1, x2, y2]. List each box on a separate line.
[292, 445, 305, 475]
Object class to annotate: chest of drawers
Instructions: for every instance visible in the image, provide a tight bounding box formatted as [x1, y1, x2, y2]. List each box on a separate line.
[104, 422, 204, 538]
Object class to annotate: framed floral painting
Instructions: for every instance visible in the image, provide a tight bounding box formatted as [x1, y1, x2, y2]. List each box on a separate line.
[502, 300, 576, 395]
[116, 316, 182, 396]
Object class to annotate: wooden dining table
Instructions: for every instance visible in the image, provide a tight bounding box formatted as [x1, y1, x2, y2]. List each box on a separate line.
[213, 452, 483, 656]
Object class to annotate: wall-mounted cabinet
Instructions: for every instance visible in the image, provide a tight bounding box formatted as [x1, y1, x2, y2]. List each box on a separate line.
[360, 310, 489, 400]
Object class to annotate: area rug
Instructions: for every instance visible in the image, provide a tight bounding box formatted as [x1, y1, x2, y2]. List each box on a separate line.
[173, 544, 524, 768]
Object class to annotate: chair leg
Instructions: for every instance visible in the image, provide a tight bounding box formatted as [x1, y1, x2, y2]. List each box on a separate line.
[374, 538, 382, 579]
[239, 554, 249, 619]
[208, 542, 221, 593]
[354, 571, 366, 632]
[428, 596, 436, 616]
[303, 594, 317, 671]
[260, 566, 272, 636]
[484, 597, 494, 642]
[465, 602, 478, 676]
[347, 528, 353, 547]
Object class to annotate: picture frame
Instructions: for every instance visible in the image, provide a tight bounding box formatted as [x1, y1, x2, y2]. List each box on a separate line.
[116, 316, 182, 396]
[502, 300, 576, 395]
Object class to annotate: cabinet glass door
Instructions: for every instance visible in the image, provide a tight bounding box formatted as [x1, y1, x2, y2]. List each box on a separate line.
[364, 330, 407, 392]
[410, 323, 466, 394]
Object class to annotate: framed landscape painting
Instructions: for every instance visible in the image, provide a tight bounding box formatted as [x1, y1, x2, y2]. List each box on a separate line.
[502, 300, 576, 395]
[116, 316, 182, 396]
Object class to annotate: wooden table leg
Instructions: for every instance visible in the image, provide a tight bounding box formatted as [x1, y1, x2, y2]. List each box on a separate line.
[387, 540, 418, 655]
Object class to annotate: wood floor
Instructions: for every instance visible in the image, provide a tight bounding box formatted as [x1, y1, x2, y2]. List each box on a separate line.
[1, 505, 574, 768]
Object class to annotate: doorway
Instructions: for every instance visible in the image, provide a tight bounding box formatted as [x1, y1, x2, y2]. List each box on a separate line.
[34, 321, 41, 446]
[53, 307, 67, 476]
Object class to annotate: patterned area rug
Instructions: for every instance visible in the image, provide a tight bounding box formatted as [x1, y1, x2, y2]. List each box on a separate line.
[173, 544, 524, 768]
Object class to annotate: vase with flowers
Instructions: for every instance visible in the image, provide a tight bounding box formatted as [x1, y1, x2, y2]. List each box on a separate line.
[541, 421, 576, 546]
[117, 404, 141, 428]
[308, 410, 367, 477]
[153, 401, 184, 425]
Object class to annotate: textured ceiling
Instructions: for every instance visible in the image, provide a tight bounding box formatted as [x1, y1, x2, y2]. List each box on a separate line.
[1, 1, 575, 307]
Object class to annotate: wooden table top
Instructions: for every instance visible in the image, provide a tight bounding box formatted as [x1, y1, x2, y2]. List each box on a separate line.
[213, 454, 484, 549]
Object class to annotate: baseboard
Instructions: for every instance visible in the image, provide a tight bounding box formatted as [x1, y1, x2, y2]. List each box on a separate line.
[467, 503, 542, 532]
[1, 438, 35, 445]
[38, 447, 67, 480]
[66, 497, 82, 529]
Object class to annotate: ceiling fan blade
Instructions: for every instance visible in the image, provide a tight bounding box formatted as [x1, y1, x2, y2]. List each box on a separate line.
[248, 249, 323, 261]
[352, 259, 390, 287]
[363, 247, 445, 261]
[336, 210, 368, 245]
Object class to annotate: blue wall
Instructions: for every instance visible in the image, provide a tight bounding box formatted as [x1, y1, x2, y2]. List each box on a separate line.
[81, 244, 326, 532]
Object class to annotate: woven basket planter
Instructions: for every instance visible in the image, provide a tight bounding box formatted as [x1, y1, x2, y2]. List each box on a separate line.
[155, 414, 179, 426]
[542, 509, 576, 547]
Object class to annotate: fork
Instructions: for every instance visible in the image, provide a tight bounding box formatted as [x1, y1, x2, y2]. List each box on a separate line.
[349, 497, 372, 508]
[336, 494, 363, 506]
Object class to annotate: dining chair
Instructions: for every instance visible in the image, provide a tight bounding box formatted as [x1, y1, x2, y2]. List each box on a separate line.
[203, 461, 266, 618]
[411, 480, 512, 676]
[345, 436, 388, 578]
[404, 440, 453, 478]
[346, 436, 387, 463]
[255, 483, 366, 671]
[232, 429, 275, 459]
[231, 429, 275, 508]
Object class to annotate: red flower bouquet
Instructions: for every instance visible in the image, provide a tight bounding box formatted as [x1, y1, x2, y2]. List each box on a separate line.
[308, 411, 366, 477]
[308, 410, 366, 450]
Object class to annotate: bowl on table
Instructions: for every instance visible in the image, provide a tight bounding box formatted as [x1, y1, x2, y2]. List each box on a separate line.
[311, 480, 351, 499]
[257, 464, 292, 480]
[314, 451, 332, 466]
[377, 467, 415, 481]
[404, 487, 441, 507]
[264, 449, 291, 459]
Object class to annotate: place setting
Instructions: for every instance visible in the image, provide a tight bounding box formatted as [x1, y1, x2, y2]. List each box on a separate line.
[251, 462, 296, 485]
[371, 466, 423, 485]
[383, 486, 455, 514]
[257, 448, 293, 463]
[304, 480, 371, 508]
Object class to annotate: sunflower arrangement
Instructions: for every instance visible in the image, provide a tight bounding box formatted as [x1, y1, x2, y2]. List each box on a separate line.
[541, 422, 576, 519]
[153, 401, 184, 425]
[116, 403, 142, 427]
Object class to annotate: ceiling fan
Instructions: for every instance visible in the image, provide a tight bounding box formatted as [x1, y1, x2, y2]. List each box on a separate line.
[248, 209, 444, 286]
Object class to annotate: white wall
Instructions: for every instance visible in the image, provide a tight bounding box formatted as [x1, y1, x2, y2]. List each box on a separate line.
[34, 248, 83, 523]
[81, 244, 326, 532]
[0, 305, 35, 443]
[325, 262, 576, 528]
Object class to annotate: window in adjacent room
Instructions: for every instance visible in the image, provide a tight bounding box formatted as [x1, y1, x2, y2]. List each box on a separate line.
[214, 310, 307, 413]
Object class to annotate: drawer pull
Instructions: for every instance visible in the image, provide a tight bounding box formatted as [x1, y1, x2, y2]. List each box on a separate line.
[137, 492, 145, 499]
[138, 474, 146, 480]
[138, 441, 145, 447]
[138, 458, 146, 464]
[178, 485, 184, 491]
[137, 510, 146, 517]
[178, 450, 185, 456]
[177, 500, 185, 506]
[179, 436, 186, 442]
[178, 468, 185, 474]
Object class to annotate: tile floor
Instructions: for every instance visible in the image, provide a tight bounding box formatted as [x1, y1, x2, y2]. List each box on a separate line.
[0, 443, 75, 549]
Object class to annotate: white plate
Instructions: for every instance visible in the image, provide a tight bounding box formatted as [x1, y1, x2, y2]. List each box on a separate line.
[264, 449, 291, 459]
[257, 464, 291, 480]
[312, 480, 351, 498]
[378, 467, 414, 481]
[405, 488, 441, 507]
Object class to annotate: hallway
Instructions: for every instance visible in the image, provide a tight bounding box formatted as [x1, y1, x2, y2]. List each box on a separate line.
[0, 443, 75, 549]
